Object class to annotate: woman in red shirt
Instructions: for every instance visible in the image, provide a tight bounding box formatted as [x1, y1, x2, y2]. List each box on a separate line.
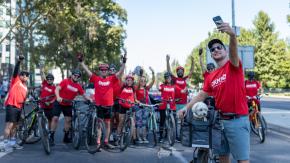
[135, 67, 155, 144]
[158, 72, 179, 143]
[116, 75, 137, 144]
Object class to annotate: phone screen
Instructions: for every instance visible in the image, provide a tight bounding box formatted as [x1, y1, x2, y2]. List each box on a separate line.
[213, 16, 223, 26]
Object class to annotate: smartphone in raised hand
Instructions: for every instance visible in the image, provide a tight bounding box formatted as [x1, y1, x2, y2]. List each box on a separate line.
[213, 16, 223, 26]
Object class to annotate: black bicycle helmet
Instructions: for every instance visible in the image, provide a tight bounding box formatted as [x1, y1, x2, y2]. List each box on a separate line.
[46, 73, 54, 80]
[164, 72, 171, 78]
[206, 63, 216, 71]
[72, 69, 82, 76]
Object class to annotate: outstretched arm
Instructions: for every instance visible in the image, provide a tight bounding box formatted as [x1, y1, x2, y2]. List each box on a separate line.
[187, 56, 195, 79]
[147, 67, 155, 89]
[13, 55, 24, 78]
[218, 23, 239, 67]
[116, 48, 127, 79]
[198, 48, 206, 74]
[166, 54, 172, 74]
[39, 64, 46, 82]
[77, 53, 93, 77]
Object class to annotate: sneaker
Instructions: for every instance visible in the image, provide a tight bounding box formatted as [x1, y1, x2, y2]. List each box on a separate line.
[158, 137, 163, 143]
[49, 137, 55, 146]
[175, 137, 181, 143]
[12, 143, 23, 150]
[142, 138, 149, 144]
[136, 138, 143, 144]
[96, 144, 102, 152]
[63, 132, 72, 143]
[103, 143, 115, 149]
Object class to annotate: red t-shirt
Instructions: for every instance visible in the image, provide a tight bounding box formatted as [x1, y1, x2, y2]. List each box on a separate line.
[59, 78, 84, 106]
[159, 84, 177, 110]
[203, 60, 248, 115]
[90, 74, 118, 106]
[40, 80, 56, 109]
[172, 76, 188, 104]
[135, 86, 150, 104]
[113, 78, 121, 101]
[245, 80, 261, 97]
[118, 86, 135, 109]
[203, 71, 210, 79]
[5, 76, 28, 109]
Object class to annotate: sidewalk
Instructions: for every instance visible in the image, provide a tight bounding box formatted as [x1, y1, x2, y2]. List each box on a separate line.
[262, 107, 290, 135]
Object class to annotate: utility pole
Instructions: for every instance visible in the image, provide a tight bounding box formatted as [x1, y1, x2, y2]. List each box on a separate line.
[231, 0, 235, 28]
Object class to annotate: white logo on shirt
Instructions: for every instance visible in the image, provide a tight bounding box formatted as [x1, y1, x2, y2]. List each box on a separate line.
[98, 81, 110, 86]
[211, 74, 226, 88]
[44, 87, 53, 92]
[123, 88, 133, 93]
[246, 84, 257, 88]
[176, 80, 185, 85]
[67, 85, 78, 92]
[164, 87, 174, 92]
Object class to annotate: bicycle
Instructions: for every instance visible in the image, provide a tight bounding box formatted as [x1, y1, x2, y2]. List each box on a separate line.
[248, 95, 267, 143]
[17, 95, 54, 154]
[137, 103, 160, 147]
[115, 98, 136, 151]
[63, 99, 106, 154]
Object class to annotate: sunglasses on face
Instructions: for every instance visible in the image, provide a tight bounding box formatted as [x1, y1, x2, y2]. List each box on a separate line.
[74, 75, 81, 78]
[210, 45, 223, 52]
[100, 69, 108, 72]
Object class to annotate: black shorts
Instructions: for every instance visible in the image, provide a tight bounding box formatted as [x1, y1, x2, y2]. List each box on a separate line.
[52, 102, 73, 117]
[97, 106, 112, 120]
[5, 105, 21, 123]
[112, 100, 120, 113]
[119, 106, 136, 114]
[43, 108, 53, 120]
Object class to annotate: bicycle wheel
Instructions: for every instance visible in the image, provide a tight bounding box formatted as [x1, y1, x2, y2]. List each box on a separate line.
[257, 113, 266, 143]
[19, 115, 41, 145]
[147, 114, 158, 147]
[38, 116, 50, 155]
[250, 114, 259, 135]
[166, 114, 176, 146]
[72, 113, 82, 149]
[120, 117, 134, 151]
[85, 117, 105, 154]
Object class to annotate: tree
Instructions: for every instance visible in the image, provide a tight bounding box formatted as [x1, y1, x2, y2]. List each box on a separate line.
[253, 11, 290, 88]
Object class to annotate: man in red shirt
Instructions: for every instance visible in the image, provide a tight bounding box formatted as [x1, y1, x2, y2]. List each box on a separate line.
[179, 22, 250, 163]
[39, 65, 56, 143]
[3, 55, 28, 149]
[166, 54, 194, 141]
[50, 69, 91, 145]
[245, 71, 263, 111]
[79, 53, 126, 150]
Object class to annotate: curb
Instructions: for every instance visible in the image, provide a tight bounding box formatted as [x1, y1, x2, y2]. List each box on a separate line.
[268, 123, 290, 135]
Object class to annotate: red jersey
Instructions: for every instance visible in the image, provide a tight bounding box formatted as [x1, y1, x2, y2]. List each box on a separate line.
[118, 86, 135, 109]
[40, 80, 56, 109]
[245, 80, 261, 97]
[5, 76, 28, 109]
[135, 86, 150, 104]
[113, 78, 121, 101]
[203, 60, 248, 115]
[172, 76, 188, 104]
[59, 78, 84, 106]
[90, 74, 118, 106]
[159, 84, 177, 110]
[203, 71, 210, 79]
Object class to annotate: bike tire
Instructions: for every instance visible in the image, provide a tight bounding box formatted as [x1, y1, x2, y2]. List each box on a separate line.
[120, 117, 134, 151]
[19, 115, 41, 145]
[39, 116, 51, 155]
[257, 113, 266, 143]
[72, 113, 82, 150]
[85, 117, 105, 154]
[166, 114, 176, 146]
[147, 114, 158, 148]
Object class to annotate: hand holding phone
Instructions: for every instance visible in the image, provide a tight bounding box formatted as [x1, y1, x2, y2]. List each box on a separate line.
[213, 16, 223, 26]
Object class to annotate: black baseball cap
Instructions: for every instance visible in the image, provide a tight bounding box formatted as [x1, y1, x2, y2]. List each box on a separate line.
[208, 39, 225, 49]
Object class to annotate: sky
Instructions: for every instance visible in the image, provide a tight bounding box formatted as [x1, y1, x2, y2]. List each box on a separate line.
[116, 0, 290, 74]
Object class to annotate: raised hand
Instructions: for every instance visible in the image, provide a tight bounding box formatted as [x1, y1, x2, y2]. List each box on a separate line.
[198, 48, 203, 56]
[149, 66, 154, 74]
[166, 54, 170, 62]
[77, 52, 84, 62]
[121, 47, 127, 63]
[19, 55, 25, 61]
[217, 22, 235, 36]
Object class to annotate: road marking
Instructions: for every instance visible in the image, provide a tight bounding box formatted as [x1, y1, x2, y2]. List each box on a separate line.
[263, 112, 290, 114]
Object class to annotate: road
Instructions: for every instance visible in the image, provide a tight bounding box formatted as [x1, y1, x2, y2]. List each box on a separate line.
[0, 96, 290, 163]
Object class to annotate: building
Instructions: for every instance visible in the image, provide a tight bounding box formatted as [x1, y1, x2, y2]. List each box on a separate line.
[0, 0, 16, 80]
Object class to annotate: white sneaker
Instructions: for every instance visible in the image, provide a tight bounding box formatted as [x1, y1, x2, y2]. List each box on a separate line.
[12, 143, 23, 150]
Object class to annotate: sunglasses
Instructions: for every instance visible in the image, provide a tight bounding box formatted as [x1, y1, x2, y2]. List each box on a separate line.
[74, 75, 81, 78]
[46, 78, 54, 81]
[100, 69, 108, 72]
[109, 68, 116, 72]
[210, 45, 223, 52]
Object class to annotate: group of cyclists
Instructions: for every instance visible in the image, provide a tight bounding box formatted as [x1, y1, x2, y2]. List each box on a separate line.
[0, 20, 263, 163]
